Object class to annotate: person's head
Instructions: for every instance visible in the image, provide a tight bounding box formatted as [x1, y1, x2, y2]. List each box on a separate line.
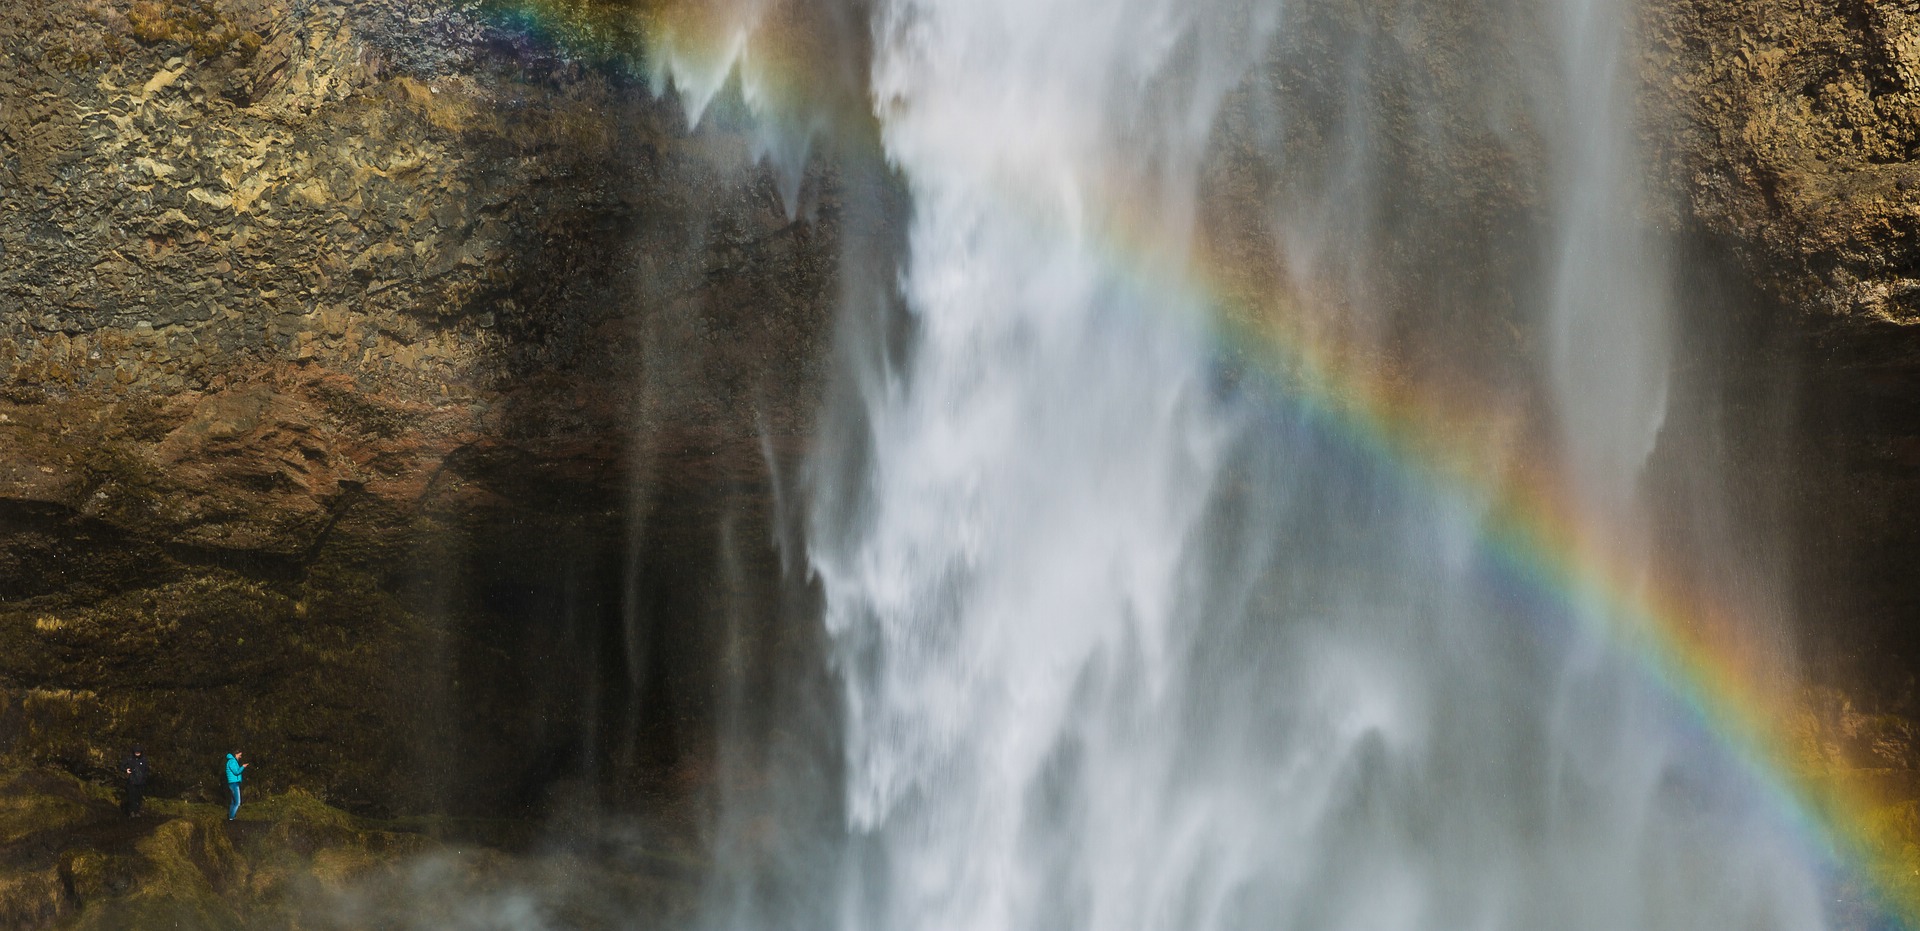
[231, 750, 242, 760]
[132, 747, 143, 757]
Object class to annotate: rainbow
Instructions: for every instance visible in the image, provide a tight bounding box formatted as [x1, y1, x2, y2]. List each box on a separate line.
[475, 1, 1918, 924]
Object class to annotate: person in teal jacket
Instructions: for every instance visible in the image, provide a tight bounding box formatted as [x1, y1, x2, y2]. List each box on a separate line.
[225, 750, 248, 820]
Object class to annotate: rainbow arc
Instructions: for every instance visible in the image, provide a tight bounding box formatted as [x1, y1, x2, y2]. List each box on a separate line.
[481, 2, 1918, 923]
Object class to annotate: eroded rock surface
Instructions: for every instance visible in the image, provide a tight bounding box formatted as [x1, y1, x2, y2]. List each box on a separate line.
[0, 0, 838, 818]
[1649, 0, 1920, 720]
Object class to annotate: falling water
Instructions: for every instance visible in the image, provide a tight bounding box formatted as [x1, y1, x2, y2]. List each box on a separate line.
[707, 0, 1840, 926]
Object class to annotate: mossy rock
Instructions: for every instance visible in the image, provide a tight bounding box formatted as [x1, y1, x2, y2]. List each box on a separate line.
[0, 769, 94, 844]
[126, 0, 261, 61]
[0, 766, 468, 928]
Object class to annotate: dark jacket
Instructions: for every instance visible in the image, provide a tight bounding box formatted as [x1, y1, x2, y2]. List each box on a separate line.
[122, 755, 149, 786]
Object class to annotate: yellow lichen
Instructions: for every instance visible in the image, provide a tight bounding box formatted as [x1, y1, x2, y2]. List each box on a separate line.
[126, 0, 260, 62]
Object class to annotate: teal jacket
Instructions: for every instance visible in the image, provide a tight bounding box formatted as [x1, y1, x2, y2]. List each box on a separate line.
[225, 754, 244, 784]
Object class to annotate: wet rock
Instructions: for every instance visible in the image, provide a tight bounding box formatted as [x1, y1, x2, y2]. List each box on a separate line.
[2, 0, 835, 832]
[1649, 0, 1920, 745]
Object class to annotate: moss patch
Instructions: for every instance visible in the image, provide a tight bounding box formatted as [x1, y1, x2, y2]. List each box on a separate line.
[0, 766, 462, 929]
[126, 0, 261, 61]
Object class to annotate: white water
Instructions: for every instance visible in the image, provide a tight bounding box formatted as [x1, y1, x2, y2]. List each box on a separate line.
[717, 0, 1841, 927]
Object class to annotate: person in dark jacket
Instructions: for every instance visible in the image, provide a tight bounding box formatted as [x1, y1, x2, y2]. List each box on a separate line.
[225, 750, 247, 821]
[120, 747, 150, 817]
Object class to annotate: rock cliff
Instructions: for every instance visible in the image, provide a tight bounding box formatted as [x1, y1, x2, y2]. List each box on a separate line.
[0, 0, 839, 822]
[1649, 0, 1920, 717]
[7, 0, 1920, 923]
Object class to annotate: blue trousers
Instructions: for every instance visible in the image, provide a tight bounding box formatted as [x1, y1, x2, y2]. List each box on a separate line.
[228, 783, 241, 819]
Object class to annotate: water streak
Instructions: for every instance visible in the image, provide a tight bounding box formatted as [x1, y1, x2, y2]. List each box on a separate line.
[717, 0, 1844, 926]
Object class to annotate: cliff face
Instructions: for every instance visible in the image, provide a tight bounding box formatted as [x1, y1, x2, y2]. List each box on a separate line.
[1648, 0, 1920, 698]
[0, 0, 838, 817]
[1649, 0, 1920, 321]
[7, 0, 1920, 920]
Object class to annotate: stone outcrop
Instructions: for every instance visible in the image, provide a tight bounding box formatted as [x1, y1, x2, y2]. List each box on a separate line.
[1648, 0, 1920, 321]
[1647, 0, 1920, 705]
[0, 0, 839, 819]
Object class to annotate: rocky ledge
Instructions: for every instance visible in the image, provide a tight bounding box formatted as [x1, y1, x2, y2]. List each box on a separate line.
[0, 765, 698, 930]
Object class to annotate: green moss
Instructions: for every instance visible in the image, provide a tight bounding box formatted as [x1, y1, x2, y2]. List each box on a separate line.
[0, 770, 92, 843]
[0, 766, 458, 929]
[3, 573, 295, 692]
[0, 558, 443, 812]
[242, 788, 357, 830]
[126, 0, 260, 62]
[92, 819, 244, 931]
[477, 0, 654, 72]
[0, 865, 71, 929]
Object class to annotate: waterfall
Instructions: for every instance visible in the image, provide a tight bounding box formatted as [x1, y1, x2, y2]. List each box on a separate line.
[709, 0, 1842, 926]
